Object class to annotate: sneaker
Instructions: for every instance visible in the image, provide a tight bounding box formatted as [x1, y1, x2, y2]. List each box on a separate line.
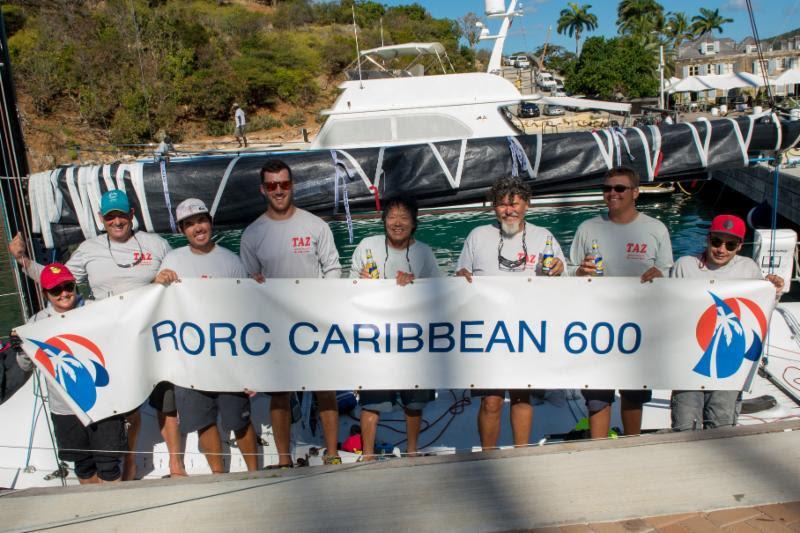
[322, 455, 342, 465]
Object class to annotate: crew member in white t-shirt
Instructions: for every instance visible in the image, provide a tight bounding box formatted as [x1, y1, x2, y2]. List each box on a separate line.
[155, 198, 259, 473]
[670, 214, 783, 431]
[240, 159, 342, 467]
[570, 166, 674, 439]
[349, 196, 442, 459]
[233, 103, 248, 148]
[9, 189, 183, 479]
[456, 177, 566, 450]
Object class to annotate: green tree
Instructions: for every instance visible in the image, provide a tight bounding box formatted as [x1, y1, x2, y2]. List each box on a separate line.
[458, 12, 482, 49]
[666, 11, 695, 49]
[691, 8, 733, 39]
[533, 44, 576, 74]
[556, 3, 598, 55]
[616, 0, 665, 36]
[566, 36, 657, 99]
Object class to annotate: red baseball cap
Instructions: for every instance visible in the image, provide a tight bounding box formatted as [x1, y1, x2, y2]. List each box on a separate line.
[40, 263, 76, 290]
[709, 214, 746, 240]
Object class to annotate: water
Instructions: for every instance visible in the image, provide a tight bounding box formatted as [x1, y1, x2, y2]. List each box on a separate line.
[0, 192, 749, 334]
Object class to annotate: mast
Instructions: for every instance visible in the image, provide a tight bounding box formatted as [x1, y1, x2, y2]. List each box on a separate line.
[0, 10, 38, 319]
[484, 0, 522, 74]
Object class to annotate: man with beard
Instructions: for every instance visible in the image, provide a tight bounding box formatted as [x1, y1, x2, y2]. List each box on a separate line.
[570, 166, 673, 439]
[240, 159, 342, 467]
[456, 177, 566, 450]
[349, 196, 441, 459]
[8, 189, 184, 479]
[155, 198, 259, 472]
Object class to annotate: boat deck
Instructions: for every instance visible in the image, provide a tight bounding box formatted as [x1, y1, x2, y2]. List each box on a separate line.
[2, 420, 799, 532]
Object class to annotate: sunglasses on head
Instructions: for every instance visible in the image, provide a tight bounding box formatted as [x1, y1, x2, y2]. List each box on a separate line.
[709, 236, 740, 251]
[263, 181, 292, 192]
[601, 184, 633, 193]
[45, 282, 76, 296]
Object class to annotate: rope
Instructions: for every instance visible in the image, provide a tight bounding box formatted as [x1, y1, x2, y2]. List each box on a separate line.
[745, 0, 775, 107]
[159, 160, 177, 233]
[331, 150, 354, 244]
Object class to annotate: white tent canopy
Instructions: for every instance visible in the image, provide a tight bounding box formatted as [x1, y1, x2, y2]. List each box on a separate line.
[360, 42, 446, 60]
[668, 76, 713, 93]
[775, 68, 800, 86]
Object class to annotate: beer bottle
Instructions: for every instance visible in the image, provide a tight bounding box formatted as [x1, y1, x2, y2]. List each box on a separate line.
[541, 236, 555, 274]
[591, 240, 604, 276]
[365, 249, 380, 279]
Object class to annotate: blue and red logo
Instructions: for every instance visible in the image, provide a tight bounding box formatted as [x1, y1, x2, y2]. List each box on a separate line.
[694, 292, 767, 379]
[27, 334, 109, 412]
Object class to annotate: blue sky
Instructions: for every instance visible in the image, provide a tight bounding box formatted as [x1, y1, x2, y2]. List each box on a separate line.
[381, 0, 800, 53]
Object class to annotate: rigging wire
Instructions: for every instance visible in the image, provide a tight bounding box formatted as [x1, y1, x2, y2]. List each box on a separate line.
[744, 0, 775, 108]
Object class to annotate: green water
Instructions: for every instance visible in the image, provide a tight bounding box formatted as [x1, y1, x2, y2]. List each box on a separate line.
[0, 192, 751, 333]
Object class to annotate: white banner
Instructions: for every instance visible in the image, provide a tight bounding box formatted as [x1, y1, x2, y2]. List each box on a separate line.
[17, 277, 776, 424]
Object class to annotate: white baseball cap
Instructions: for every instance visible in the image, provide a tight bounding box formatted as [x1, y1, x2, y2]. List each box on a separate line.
[175, 198, 210, 224]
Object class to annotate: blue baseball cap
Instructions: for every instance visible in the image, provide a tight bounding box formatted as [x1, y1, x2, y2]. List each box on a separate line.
[100, 189, 130, 216]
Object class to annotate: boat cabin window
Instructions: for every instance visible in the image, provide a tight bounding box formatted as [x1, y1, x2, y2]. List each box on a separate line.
[394, 114, 471, 142]
[316, 114, 472, 148]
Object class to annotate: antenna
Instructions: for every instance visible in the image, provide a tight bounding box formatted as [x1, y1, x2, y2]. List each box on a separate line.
[352, 5, 363, 89]
[380, 17, 384, 47]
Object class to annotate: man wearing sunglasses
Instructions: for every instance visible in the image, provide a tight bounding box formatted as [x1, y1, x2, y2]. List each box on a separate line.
[240, 159, 342, 467]
[570, 166, 674, 439]
[13, 263, 127, 484]
[670, 214, 783, 431]
[154, 198, 260, 473]
[349, 195, 442, 460]
[456, 177, 566, 450]
[8, 189, 183, 479]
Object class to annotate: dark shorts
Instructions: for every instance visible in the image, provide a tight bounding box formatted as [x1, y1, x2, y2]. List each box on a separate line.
[52, 413, 127, 481]
[175, 387, 252, 434]
[581, 389, 653, 413]
[471, 389, 546, 399]
[148, 381, 177, 414]
[360, 389, 434, 413]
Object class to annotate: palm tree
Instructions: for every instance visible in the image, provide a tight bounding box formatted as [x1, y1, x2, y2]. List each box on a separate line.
[691, 8, 733, 40]
[666, 12, 695, 49]
[557, 3, 599, 55]
[617, 0, 665, 36]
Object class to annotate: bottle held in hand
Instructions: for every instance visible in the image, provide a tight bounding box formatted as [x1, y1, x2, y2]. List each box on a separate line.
[541, 236, 555, 274]
[365, 249, 380, 279]
[591, 239, 604, 276]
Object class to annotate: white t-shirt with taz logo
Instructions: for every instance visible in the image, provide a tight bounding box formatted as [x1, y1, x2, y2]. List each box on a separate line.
[457, 221, 567, 276]
[160, 244, 247, 279]
[569, 213, 673, 276]
[27, 231, 171, 300]
[240, 208, 342, 279]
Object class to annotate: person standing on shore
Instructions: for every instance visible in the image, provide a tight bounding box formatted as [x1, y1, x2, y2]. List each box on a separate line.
[570, 166, 673, 439]
[8, 189, 185, 480]
[233, 103, 248, 148]
[240, 159, 342, 467]
[154, 198, 260, 473]
[456, 177, 566, 450]
[670, 214, 783, 431]
[349, 196, 441, 459]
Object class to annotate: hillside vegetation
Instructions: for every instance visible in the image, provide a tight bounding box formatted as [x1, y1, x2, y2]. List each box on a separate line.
[2, 0, 473, 170]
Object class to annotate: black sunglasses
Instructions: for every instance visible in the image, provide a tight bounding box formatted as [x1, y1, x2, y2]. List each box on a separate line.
[601, 184, 634, 193]
[709, 236, 740, 251]
[45, 282, 76, 296]
[497, 224, 528, 271]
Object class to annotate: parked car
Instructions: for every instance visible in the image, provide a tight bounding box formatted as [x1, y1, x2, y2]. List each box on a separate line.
[543, 105, 565, 116]
[518, 102, 540, 118]
[536, 71, 557, 90]
[509, 55, 531, 69]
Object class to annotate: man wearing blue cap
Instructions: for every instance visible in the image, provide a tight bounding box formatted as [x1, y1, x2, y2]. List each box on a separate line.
[9, 189, 184, 479]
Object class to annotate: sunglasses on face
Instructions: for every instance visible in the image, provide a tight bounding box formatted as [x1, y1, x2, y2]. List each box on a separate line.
[103, 212, 129, 222]
[263, 181, 292, 192]
[601, 184, 633, 193]
[45, 282, 76, 296]
[709, 236, 740, 251]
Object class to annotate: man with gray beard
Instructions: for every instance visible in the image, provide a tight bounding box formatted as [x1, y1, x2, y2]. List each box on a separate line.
[456, 177, 566, 450]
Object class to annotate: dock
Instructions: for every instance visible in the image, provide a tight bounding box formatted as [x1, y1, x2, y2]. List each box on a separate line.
[714, 163, 800, 226]
[2, 420, 800, 532]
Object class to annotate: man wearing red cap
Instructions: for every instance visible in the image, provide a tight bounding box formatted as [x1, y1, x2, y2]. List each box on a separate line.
[670, 214, 784, 430]
[13, 264, 127, 483]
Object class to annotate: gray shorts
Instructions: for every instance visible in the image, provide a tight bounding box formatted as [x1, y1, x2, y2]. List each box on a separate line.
[671, 390, 740, 431]
[234, 125, 246, 137]
[175, 387, 252, 434]
[581, 389, 653, 413]
[148, 382, 177, 414]
[470, 389, 546, 399]
[360, 389, 434, 413]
